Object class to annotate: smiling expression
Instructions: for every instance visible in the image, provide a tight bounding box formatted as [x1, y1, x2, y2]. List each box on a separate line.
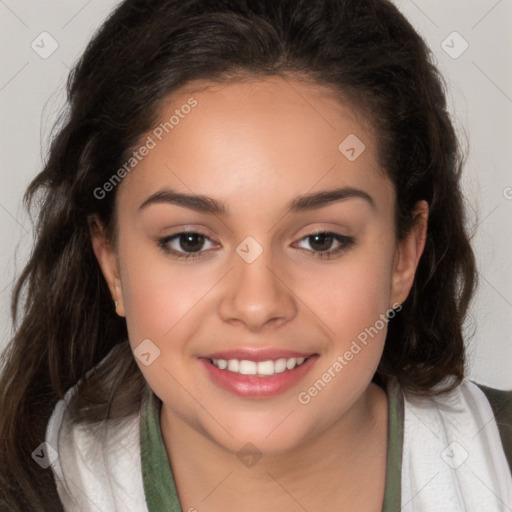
[92, 74, 426, 455]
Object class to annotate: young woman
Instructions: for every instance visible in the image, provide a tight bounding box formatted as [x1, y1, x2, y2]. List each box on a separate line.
[1, 0, 511, 511]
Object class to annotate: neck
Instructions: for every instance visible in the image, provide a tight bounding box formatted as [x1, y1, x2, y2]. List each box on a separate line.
[160, 383, 388, 512]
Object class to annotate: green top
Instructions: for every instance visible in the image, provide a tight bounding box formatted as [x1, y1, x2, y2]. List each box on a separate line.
[140, 389, 182, 511]
[139, 380, 510, 512]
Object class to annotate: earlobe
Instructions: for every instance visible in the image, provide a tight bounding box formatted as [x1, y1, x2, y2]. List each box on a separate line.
[390, 200, 429, 307]
[89, 215, 125, 317]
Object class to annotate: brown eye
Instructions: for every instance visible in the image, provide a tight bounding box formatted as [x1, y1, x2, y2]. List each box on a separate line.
[307, 233, 335, 252]
[177, 233, 206, 252]
[295, 232, 355, 260]
[158, 231, 216, 260]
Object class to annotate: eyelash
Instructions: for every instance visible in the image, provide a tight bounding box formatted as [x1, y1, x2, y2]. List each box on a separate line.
[157, 230, 355, 261]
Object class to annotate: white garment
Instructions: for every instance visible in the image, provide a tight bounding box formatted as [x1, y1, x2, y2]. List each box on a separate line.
[46, 379, 512, 511]
[401, 380, 512, 512]
[45, 387, 148, 512]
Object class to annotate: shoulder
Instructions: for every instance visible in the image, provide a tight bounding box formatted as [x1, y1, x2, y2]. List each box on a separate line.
[402, 379, 512, 458]
[433, 380, 512, 471]
[45, 385, 149, 512]
[401, 378, 511, 425]
[397, 378, 512, 511]
[472, 381, 512, 471]
[472, 381, 512, 421]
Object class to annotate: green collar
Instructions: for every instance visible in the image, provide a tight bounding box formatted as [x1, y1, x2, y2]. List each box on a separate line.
[140, 380, 404, 511]
[140, 389, 181, 511]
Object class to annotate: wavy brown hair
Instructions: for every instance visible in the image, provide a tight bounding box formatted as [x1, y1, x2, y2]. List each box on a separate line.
[0, 0, 477, 509]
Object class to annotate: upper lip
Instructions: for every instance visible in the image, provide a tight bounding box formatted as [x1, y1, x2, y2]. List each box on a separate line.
[200, 348, 315, 362]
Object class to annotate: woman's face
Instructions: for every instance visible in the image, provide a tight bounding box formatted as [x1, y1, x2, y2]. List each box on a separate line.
[94, 75, 426, 455]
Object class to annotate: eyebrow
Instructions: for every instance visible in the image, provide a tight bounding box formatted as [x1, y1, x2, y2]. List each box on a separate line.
[138, 186, 376, 215]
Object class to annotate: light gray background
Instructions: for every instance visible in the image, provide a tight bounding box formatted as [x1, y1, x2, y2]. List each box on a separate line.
[1, 1, 511, 388]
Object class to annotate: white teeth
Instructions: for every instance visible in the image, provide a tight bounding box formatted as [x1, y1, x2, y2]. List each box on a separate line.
[274, 358, 287, 373]
[239, 360, 257, 375]
[286, 358, 297, 370]
[210, 356, 309, 376]
[227, 359, 239, 372]
[257, 360, 275, 376]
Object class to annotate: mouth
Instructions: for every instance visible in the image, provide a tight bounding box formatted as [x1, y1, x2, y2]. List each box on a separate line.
[198, 351, 319, 398]
[207, 355, 310, 376]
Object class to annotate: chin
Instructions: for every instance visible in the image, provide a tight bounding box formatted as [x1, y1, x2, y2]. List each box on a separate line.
[200, 412, 319, 458]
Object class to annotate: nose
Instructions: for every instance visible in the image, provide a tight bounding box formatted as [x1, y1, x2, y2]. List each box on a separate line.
[217, 247, 297, 332]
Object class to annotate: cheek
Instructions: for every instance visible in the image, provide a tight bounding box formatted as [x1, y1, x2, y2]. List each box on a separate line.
[119, 226, 395, 347]
[117, 243, 214, 401]
[299, 247, 394, 342]
[117, 237, 212, 348]
[294, 252, 394, 415]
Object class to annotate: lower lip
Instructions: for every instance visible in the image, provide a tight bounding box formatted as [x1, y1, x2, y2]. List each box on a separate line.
[199, 356, 318, 398]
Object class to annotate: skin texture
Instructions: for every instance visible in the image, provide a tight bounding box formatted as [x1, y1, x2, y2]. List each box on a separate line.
[92, 75, 428, 511]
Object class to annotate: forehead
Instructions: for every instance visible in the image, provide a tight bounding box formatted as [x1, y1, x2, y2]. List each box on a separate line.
[117, 75, 393, 214]
[158, 75, 376, 154]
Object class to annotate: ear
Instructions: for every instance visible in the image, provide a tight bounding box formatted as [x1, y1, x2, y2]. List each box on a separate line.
[89, 215, 125, 317]
[389, 200, 429, 307]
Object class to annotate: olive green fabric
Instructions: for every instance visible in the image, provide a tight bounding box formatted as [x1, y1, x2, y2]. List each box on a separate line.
[140, 390, 182, 511]
[381, 378, 404, 512]
[140, 380, 404, 512]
